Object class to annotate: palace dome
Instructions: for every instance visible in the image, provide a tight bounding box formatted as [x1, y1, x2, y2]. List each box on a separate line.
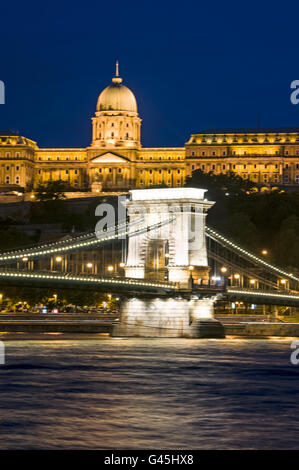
[96, 63, 137, 113]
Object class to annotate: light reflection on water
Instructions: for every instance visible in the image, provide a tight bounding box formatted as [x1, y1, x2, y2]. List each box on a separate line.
[0, 336, 299, 449]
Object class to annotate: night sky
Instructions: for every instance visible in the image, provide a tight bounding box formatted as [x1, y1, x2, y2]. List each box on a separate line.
[0, 0, 299, 149]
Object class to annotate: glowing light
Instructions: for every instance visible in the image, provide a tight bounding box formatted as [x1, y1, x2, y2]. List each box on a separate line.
[281, 279, 287, 284]
[220, 266, 227, 273]
[250, 279, 256, 284]
[234, 274, 240, 279]
[22, 257, 28, 262]
[189, 265, 194, 270]
[261, 249, 268, 255]
[119, 262, 125, 268]
[55, 256, 62, 262]
[107, 266, 114, 272]
[87, 263, 93, 268]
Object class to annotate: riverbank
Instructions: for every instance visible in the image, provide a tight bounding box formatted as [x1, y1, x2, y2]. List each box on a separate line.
[0, 317, 299, 337]
[224, 322, 299, 337]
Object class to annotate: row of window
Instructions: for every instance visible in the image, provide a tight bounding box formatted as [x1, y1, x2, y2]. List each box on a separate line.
[191, 150, 299, 156]
[139, 179, 183, 186]
[37, 169, 79, 175]
[4, 165, 21, 171]
[38, 156, 84, 161]
[4, 176, 20, 184]
[192, 137, 299, 144]
[139, 155, 182, 160]
[190, 163, 299, 171]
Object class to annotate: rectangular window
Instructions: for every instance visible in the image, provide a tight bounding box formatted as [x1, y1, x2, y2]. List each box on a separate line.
[202, 151, 205, 156]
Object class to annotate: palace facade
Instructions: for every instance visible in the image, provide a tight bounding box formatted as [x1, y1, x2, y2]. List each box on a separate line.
[1, 64, 299, 193]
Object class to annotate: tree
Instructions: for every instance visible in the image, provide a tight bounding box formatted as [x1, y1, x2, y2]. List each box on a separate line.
[31, 180, 72, 222]
[35, 180, 70, 201]
[185, 170, 256, 199]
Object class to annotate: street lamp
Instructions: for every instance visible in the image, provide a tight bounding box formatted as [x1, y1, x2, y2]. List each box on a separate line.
[261, 249, 268, 255]
[119, 262, 125, 268]
[250, 279, 256, 286]
[107, 265, 114, 273]
[55, 256, 62, 263]
[233, 273, 240, 286]
[220, 266, 227, 273]
[87, 263, 93, 268]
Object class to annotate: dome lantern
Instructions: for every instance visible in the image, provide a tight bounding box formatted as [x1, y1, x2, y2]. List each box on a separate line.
[96, 61, 138, 113]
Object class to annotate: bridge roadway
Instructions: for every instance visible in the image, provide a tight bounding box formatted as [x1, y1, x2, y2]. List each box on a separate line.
[1, 268, 299, 306]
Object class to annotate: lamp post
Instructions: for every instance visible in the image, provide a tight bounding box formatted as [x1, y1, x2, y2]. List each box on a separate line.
[119, 262, 125, 278]
[188, 265, 194, 288]
[234, 273, 240, 287]
[107, 265, 114, 276]
[55, 256, 63, 272]
[220, 266, 228, 287]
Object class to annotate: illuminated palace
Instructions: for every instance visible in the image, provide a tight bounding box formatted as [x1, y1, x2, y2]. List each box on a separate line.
[1, 62, 299, 192]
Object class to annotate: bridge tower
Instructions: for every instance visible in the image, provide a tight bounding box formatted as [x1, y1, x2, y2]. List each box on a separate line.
[113, 188, 225, 338]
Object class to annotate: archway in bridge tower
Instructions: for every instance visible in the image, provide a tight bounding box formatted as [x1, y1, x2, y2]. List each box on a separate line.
[145, 239, 169, 281]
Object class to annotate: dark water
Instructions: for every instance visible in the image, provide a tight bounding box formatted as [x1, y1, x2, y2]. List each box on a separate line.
[0, 335, 299, 449]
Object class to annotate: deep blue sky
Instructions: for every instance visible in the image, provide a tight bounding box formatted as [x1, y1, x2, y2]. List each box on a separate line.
[0, 0, 299, 148]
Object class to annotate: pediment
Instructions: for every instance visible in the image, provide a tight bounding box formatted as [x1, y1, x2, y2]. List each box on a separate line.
[91, 152, 130, 164]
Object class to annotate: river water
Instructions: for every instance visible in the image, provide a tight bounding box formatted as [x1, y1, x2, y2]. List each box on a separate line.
[0, 335, 298, 449]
